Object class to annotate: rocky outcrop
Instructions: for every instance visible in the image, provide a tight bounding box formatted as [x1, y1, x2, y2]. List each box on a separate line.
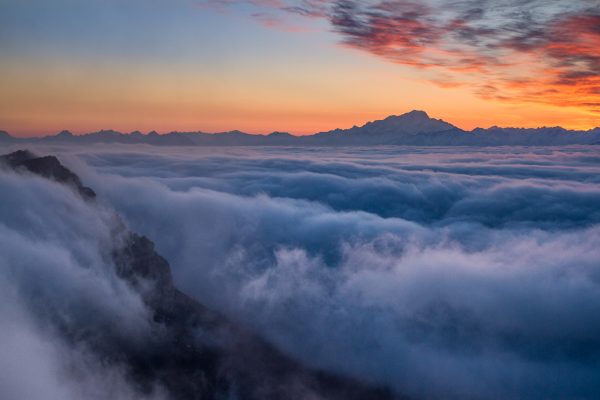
[1, 150, 400, 400]
[1, 149, 96, 199]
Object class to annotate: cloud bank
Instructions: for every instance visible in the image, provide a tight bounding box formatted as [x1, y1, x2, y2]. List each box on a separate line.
[31, 144, 590, 399]
[0, 166, 167, 399]
[3, 144, 600, 399]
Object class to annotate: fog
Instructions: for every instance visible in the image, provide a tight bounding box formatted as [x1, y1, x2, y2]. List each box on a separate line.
[0, 166, 167, 399]
[2, 144, 600, 399]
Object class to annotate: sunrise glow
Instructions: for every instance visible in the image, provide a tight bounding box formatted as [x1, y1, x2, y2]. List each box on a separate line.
[1, 0, 598, 136]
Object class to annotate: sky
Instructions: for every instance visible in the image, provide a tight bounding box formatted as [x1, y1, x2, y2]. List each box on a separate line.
[0, 0, 599, 136]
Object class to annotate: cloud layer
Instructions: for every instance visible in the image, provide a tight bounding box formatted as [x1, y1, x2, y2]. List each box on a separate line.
[0, 166, 166, 399]
[203, 0, 600, 113]
[17, 143, 591, 399]
[3, 144, 600, 399]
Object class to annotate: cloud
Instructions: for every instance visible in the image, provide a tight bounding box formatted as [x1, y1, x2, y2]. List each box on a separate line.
[0, 167, 166, 400]
[198, 0, 600, 112]
[19, 143, 596, 399]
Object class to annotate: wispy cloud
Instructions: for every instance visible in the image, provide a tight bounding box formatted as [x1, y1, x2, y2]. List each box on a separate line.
[200, 0, 600, 112]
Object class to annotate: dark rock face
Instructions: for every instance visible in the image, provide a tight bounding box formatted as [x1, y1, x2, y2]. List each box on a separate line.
[1, 150, 96, 199]
[0, 130, 12, 141]
[1, 150, 400, 400]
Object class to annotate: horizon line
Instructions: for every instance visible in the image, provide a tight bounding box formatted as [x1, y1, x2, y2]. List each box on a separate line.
[3, 110, 600, 139]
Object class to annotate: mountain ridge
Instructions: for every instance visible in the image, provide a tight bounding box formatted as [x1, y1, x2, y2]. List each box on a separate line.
[1, 110, 599, 146]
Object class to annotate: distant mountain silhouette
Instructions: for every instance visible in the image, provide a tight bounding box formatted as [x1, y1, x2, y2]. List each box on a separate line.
[0, 130, 12, 142]
[318, 110, 457, 136]
[2, 110, 599, 146]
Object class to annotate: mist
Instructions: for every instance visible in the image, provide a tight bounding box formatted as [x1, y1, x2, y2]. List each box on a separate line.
[2, 144, 600, 399]
[0, 165, 168, 399]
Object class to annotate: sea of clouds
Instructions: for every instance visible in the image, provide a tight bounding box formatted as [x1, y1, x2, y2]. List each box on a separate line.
[0, 159, 166, 399]
[2, 144, 600, 399]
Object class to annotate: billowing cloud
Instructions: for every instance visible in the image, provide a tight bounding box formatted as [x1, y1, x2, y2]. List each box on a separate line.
[201, 0, 600, 112]
[10, 143, 593, 399]
[0, 167, 166, 399]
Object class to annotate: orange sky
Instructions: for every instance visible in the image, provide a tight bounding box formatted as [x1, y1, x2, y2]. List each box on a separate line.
[1, 55, 597, 137]
[1, 0, 598, 137]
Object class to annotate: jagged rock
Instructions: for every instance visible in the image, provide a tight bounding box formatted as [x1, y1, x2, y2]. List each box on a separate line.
[0, 150, 96, 199]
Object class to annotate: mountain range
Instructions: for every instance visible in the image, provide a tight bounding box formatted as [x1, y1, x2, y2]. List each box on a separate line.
[2, 110, 600, 146]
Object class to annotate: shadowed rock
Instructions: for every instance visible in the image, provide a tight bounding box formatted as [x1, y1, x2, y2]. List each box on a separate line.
[1, 150, 96, 199]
